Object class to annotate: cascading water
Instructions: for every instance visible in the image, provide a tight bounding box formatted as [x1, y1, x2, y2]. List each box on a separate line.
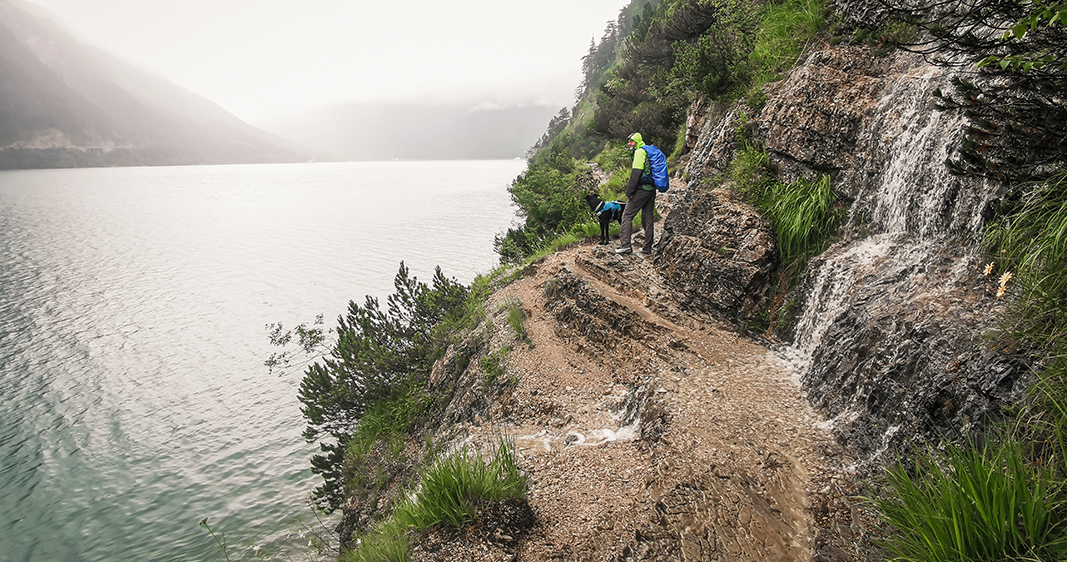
[787, 57, 996, 371]
[751, 47, 1025, 464]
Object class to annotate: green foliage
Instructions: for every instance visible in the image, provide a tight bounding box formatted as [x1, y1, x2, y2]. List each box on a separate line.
[1024, 361, 1067, 480]
[985, 169, 1067, 354]
[506, 303, 525, 339]
[761, 174, 839, 267]
[342, 438, 527, 562]
[588, 0, 826, 146]
[729, 130, 841, 277]
[495, 147, 588, 263]
[869, 441, 1067, 562]
[728, 132, 776, 195]
[667, 122, 687, 169]
[980, 1, 1067, 72]
[986, 168, 1067, 480]
[742, 0, 825, 88]
[595, 143, 634, 175]
[527, 231, 586, 263]
[298, 262, 470, 512]
[347, 392, 425, 459]
[393, 437, 526, 530]
[264, 314, 328, 375]
[480, 346, 511, 386]
[343, 520, 409, 562]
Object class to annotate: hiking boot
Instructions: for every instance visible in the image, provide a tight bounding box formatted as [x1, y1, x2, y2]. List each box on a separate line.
[615, 247, 633, 255]
[637, 248, 652, 256]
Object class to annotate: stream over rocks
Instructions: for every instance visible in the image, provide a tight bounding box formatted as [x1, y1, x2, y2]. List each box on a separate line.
[677, 42, 1031, 466]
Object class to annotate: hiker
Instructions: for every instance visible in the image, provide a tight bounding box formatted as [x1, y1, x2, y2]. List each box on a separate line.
[616, 132, 657, 256]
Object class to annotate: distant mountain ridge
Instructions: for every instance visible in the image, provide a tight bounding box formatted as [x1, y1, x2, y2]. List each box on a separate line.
[0, 0, 310, 169]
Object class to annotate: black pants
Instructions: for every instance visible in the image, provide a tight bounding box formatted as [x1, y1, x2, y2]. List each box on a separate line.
[620, 188, 656, 252]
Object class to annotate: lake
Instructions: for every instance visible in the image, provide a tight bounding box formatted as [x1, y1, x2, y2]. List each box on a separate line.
[0, 160, 526, 562]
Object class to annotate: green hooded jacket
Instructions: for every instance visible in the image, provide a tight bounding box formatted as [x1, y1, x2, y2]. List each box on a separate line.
[626, 133, 654, 195]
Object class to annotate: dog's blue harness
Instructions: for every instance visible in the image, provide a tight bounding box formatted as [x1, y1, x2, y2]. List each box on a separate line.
[595, 200, 623, 221]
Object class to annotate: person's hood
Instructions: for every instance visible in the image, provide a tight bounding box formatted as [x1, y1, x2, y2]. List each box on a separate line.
[627, 132, 645, 147]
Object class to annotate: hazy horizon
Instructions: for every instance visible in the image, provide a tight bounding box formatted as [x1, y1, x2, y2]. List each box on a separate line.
[19, 0, 632, 124]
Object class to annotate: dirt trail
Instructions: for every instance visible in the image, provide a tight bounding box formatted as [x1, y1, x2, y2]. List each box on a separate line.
[420, 234, 874, 561]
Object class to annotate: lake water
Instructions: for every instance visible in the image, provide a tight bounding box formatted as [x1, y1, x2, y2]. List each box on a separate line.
[0, 160, 526, 562]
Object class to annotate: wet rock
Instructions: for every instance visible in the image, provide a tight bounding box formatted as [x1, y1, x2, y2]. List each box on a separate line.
[655, 187, 778, 323]
[675, 41, 1029, 470]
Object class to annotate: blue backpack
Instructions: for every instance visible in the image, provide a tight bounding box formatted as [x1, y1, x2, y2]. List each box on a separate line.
[640, 145, 670, 192]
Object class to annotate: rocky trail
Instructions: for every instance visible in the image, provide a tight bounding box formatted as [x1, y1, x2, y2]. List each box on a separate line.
[410, 195, 880, 561]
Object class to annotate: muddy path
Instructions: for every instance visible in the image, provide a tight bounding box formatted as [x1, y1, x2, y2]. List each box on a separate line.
[418, 239, 876, 561]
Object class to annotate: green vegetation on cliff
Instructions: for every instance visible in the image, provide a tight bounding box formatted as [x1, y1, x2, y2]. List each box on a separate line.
[501, 0, 830, 266]
[296, 263, 472, 511]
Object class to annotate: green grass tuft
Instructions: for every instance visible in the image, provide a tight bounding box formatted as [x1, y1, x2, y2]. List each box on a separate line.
[869, 441, 1067, 562]
[763, 174, 838, 266]
[393, 436, 525, 530]
[342, 437, 526, 562]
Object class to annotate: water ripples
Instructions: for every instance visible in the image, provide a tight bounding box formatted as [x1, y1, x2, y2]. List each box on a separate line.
[0, 160, 523, 561]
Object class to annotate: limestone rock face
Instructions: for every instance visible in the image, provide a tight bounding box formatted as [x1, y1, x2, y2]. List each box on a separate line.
[675, 42, 1030, 466]
[655, 187, 778, 323]
[756, 46, 899, 186]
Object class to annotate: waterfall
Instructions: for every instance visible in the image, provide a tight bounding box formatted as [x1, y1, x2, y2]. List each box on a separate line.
[765, 49, 1020, 461]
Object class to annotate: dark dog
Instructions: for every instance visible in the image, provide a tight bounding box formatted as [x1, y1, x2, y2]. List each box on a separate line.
[584, 193, 626, 245]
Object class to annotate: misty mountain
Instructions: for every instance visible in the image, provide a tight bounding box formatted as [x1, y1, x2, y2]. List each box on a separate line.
[0, 0, 310, 169]
[256, 102, 559, 161]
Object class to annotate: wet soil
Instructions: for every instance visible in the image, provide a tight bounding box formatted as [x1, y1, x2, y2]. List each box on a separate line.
[411, 229, 882, 561]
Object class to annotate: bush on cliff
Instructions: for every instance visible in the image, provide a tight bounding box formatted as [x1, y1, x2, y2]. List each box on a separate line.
[495, 146, 587, 263]
[298, 262, 471, 512]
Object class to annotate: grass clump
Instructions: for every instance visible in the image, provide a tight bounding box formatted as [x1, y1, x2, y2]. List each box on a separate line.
[342, 437, 527, 562]
[394, 437, 526, 529]
[870, 440, 1067, 562]
[761, 174, 838, 267]
[985, 169, 1067, 354]
[729, 130, 841, 279]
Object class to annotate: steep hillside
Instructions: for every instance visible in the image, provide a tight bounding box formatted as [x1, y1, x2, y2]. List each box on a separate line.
[327, 36, 1045, 562]
[328, 186, 872, 562]
[681, 44, 1029, 465]
[0, 0, 309, 169]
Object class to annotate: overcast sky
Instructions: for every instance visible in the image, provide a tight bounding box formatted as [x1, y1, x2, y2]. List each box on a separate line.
[22, 0, 631, 123]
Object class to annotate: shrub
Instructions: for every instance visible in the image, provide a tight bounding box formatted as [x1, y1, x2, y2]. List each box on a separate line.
[495, 147, 588, 263]
[298, 263, 470, 512]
